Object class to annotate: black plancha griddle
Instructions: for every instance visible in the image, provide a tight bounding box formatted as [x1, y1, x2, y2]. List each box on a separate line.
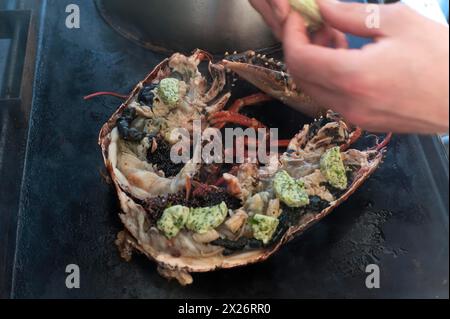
[0, 0, 448, 298]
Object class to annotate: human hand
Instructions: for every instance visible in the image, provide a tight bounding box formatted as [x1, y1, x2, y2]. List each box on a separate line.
[250, 0, 449, 134]
[249, 0, 348, 47]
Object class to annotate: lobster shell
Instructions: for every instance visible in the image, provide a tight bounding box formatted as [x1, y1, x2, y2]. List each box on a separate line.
[98, 51, 387, 285]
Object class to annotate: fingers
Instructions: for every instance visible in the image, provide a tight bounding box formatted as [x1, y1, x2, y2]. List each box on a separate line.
[250, 0, 349, 48]
[267, 0, 291, 24]
[311, 26, 334, 47]
[250, 0, 292, 39]
[283, 11, 361, 87]
[297, 81, 399, 132]
[283, 10, 310, 46]
[296, 80, 342, 109]
[317, 0, 386, 38]
[296, 81, 373, 131]
[249, 0, 283, 39]
[311, 26, 348, 48]
[332, 29, 349, 49]
[252, 0, 403, 43]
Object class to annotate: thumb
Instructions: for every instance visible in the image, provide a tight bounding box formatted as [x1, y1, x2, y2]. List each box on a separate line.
[317, 0, 388, 38]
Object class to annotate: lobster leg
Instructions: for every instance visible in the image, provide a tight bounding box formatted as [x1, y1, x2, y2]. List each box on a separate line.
[235, 136, 290, 148]
[185, 177, 192, 201]
[210, 111, 268, 130]
[209, 93, 272, 130]
[340, 127, 363, 151]
[373, 132, 393, 151]
[277, 140, 291, 148]
[191, 49, 213, 62]
[228, 93, 273, 113]
[209, 93, 290, 151]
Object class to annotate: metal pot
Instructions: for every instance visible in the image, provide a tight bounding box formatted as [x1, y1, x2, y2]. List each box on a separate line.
[95, 0, 278, 54]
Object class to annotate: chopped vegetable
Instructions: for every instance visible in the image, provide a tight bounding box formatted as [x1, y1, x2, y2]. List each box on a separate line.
[320, 146, 348, 190]
[250, 214, 280, 244]
[157, 205, 190, 239]
[273, 170, 310, 208]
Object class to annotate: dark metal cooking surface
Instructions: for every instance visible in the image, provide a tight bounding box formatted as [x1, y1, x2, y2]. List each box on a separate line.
[0, 0, 41, 298]
[94, 0, 278, 54]
[2, 0, 448, 298]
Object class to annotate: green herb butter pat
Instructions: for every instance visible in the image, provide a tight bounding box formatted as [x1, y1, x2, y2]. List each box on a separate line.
[157, 78, 180, 106]
[251, 214, 280, 244]
[186, 202, 228, 234]
[273, 170, 310, 208]
[157, 205, 190, 239]
[320, 146, 348, 190]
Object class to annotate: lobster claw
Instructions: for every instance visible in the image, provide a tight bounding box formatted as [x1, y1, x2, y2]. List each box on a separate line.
[222, 58, 323, 117]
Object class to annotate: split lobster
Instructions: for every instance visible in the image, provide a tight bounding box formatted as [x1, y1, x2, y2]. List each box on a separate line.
[96, 49, 391, 285]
